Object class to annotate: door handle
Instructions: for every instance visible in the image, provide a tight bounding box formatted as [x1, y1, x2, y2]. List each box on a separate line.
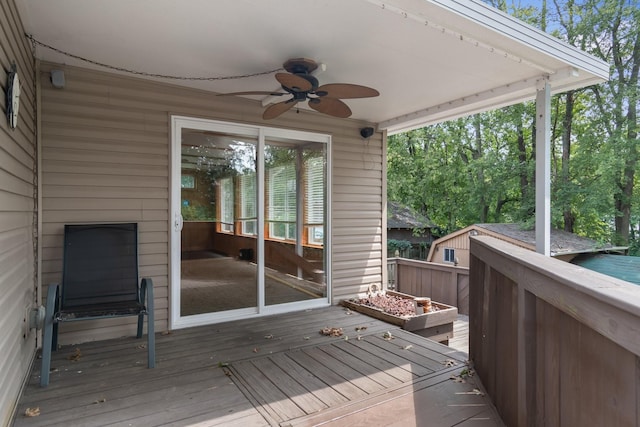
[175, 213, 183, 232]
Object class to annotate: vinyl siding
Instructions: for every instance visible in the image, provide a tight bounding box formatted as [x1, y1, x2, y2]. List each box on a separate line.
[39, 62, 384, 345]
[0, 0, 37, 424]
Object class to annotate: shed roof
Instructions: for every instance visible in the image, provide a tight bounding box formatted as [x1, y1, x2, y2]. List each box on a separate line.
[475, 223, 616, 256]
[433, 223, 625, 257]
[572, 254, 640, 286]
[387, 202, 434, 229]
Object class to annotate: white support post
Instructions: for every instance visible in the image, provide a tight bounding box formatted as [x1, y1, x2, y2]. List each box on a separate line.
[535, 81, 551, 256]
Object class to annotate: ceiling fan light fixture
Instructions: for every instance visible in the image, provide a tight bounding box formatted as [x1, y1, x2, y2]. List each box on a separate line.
[220, 58, 379, 120]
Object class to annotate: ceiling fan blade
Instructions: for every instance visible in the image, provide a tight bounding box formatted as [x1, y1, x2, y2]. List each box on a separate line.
[275, 73, 313, 92]
[217, 91, 286, 96]
[308, 97, 352, 118]
[315, 84, 379, 99]
[263, 99, 297, 120]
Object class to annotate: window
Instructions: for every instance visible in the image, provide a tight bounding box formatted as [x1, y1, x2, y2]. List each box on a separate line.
[239, 173, 256, 235]
[305, 156, 325, 246]
[219, 177, 234, 233]
[181, 174, 195, 189]
[444, 248, 455, 263]
[267, 164, 297, 240]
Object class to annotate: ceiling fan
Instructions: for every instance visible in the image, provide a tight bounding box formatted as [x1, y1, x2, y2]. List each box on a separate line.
[218, 58, 379, 120]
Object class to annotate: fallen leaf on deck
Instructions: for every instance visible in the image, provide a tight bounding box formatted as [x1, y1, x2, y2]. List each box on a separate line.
[383, 331, 394, 340]
[93, 398, 107, 404]
[218, 362, 229, 368]
[320, 327, 343, 337]
[344, 335, 349, 341]
[355, 326, 367, 332]
[403, 345, 413, 350]
[344, 308, 353, 315]
[460, 368, 474, 378]
[161, 330, 172, 335]
[24, 407, 40, 417]
[472, 388, 484, 396]
[264, 334, 273, 339]
[67, 348, 82, 362]
[450, 374, 466, 383]
[253, 348, 259, 353]
[137, 344, 146, 349]
[223, 369, 232, 377]
[442, 359, 457, 367]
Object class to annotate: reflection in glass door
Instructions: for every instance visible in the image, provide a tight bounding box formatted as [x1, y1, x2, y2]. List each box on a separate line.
[264, 137, 327, 306]
[179, 128, 257, 316]
[172, 117, 329, 328]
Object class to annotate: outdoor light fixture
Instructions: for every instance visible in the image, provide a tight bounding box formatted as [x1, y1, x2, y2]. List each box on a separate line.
[360, 127, 374, 138]
[51, 70, 65, 88]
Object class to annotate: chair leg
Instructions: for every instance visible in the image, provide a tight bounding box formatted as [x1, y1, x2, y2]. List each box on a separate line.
[136, 313, 143, 339]
[142, 278, 155, 368]
[40, 284, 59, 387]
[52, 322, 59, 351]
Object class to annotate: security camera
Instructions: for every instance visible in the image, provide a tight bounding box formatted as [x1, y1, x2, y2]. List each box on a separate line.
[360, 127, 374, 138]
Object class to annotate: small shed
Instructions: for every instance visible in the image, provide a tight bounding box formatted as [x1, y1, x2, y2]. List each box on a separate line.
[427, 223, 627, 267]
[387, 202, 435, 259]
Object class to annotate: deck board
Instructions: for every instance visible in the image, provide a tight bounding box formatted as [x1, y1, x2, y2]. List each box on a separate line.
[266, 353, 351, 407]
[332, 340, 416, 382]
[13, 305, 502, 427]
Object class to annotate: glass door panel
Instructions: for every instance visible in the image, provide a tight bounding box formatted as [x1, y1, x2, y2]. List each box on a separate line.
[264, 137, 327, 306]
[179, 128, 257, 316]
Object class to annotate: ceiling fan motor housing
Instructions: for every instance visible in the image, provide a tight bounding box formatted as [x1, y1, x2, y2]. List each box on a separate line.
[283, 58, 318, 74]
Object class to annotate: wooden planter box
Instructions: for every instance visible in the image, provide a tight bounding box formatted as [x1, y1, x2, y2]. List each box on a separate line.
[342, 291, 458, 344]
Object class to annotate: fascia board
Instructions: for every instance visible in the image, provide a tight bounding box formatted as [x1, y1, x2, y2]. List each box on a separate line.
[429, 0, 610, 79]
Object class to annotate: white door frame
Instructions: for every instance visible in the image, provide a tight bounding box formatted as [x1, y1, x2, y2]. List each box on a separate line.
[170, 116, 332, 330]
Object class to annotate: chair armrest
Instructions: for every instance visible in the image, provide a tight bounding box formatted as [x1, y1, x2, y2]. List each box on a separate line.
[45, 283, 60, 316]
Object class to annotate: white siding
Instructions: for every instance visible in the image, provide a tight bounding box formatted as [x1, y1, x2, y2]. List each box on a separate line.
[0, 0, 37, 424]
[39, 63, 385, 344]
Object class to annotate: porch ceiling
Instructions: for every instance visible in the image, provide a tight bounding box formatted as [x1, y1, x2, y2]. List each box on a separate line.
[17, 0, 609, 133]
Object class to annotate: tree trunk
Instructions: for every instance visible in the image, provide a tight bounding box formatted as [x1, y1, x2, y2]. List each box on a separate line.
[562, 91, 575, 232]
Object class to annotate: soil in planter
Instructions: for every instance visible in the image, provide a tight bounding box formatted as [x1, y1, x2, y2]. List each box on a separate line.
[351, 293, 439, 317]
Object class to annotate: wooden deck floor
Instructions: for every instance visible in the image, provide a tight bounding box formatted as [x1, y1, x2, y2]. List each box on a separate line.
[449, 315, 470, 354]
[13, 306, 502, 426]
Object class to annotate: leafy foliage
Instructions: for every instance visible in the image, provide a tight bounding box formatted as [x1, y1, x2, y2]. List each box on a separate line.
[387, 239, 413, 253]
[389, 0, 640, 251]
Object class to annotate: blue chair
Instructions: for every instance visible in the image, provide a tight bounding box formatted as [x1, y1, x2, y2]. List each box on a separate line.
[40, 223, 155, 387]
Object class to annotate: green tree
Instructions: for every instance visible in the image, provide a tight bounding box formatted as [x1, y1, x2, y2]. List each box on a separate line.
[389, 0, 639, 250]
[579, 0, 639, 245]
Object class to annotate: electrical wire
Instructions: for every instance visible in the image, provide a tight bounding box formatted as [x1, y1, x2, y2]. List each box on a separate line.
[25, 33, 283, 81]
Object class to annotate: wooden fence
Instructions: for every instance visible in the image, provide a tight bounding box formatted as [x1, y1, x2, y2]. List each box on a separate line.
[387, 257, 470, 314]
[469, 236, 640, 426]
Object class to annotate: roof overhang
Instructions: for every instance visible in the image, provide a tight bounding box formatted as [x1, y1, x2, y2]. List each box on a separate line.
[17, 0, 609, 133]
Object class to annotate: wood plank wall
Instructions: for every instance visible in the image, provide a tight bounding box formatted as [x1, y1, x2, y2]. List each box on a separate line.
[469, 236, 640, 426]
[393, 258, 470, 314]
[0, 0, 37, 424]
[38, 62, 384, 345]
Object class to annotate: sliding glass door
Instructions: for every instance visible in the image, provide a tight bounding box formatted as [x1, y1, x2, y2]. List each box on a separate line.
[171, 117, 330, 329]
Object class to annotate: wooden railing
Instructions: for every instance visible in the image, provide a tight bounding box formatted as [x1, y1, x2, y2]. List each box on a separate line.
[469, 236, 640, 426]
[387, 257, 470, 314]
